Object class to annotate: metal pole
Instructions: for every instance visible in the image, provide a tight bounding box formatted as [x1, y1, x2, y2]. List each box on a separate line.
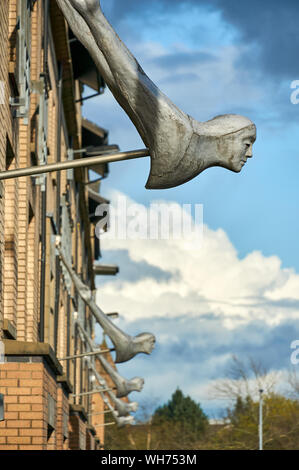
[94, 422, 115, 428]
[88, 410, 114, 416]
[106, 312, 119, 320]
[72, 388, 112, 397]
[259, 389, 264, 451]
[39, 186, 46, 342]
[54, 62, 63, 355]
[0, 148, 150, 181]
[58, 348, 111, 361]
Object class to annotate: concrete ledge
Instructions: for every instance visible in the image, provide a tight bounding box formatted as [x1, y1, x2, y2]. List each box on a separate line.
[69, 404, 88, 423]
[57, 374, 73, 394]
[86, 423, 97, 436]
[3, 320, 17, 340]
[3, 340, 63, 376]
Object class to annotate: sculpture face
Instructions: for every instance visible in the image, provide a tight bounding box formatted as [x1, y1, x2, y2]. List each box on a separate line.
[222, 125, 256, 172]
[129, 377, 144, 392]
[143, 334, 156, 355]
[130, 377, 144, 393]
[135, 333, 156, 355]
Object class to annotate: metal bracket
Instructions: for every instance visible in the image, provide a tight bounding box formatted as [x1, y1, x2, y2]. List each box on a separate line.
[9, 96, 26, 107]
[67, 148, 74, 180]
[33, 173, 46, 188]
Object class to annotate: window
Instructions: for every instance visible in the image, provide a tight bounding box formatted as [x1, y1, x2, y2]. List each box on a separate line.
[12, 0, 33, 122]
[37, 76, 48, 165]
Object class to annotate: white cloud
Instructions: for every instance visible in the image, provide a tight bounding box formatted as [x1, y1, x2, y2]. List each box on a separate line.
[94, 192, 299, 414]
[96, 191, 299, 330]
[82, 6, 299, 413]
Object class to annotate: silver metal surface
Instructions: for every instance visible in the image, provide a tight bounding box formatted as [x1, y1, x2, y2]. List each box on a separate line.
[94, 422, 115, 427]
[88, 410, 114, 416]
[0, 148, 149, 181]
[97, 353, 144, 398]
[58, 348, 110, 361]
[93, 264, 119, 276]
[57, 0, 256, 190]
[72, 388, 112, 397]
[57, 244, 155, 363]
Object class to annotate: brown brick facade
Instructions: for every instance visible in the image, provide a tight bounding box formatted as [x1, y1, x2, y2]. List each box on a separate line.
[0, 360, 56, 450]
[0, 0, 128, 451]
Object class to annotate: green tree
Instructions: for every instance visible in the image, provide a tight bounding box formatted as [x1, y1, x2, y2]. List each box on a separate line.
[151, 388, 208, 449]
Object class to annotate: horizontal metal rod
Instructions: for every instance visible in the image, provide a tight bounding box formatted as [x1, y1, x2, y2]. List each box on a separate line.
[58, 348, 111, 361]
[75, 90, 103, 103]
[106, 312, 119, 319]
[93, 264, 119, 276]
[72, 388, 112, 397]
[0, 148, 150, 181]
[88, 410, 114, 416]
[94, 422, 115, 427]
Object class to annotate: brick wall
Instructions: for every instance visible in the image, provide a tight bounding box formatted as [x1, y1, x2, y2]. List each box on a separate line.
[0, 356, 69, 450]
[56, 383, 70, 450]
[0, 362, 47, 449]
[0, 0, 18, 341]
[86, 427, 96, 450]
[69, 412, 87, 450]
[0, 0, 113, 450]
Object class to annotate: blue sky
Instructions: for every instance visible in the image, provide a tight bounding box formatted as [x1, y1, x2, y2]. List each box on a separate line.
[82, 0, 299, 418]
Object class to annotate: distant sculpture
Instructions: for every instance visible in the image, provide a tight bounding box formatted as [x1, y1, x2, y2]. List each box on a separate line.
[57, 0, 256, 189]
[85, 357, 138, 416]
[57, 243, 155, 363]
[106, 389, 138, 417]
[85, 356, 107, 388]
[77, 320, 145, 397]
[102, 394, 135, 427]
[97, 353, 144, 398]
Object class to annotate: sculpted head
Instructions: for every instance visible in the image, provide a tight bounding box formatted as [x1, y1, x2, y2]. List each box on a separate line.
[128, 401, 139, 413]
[134, 333, 156, 355]
[129, 377, 145, 393]
[145, 113, 256, 189]
[201, 114, 256, 172]
[116, 415, 135, 427]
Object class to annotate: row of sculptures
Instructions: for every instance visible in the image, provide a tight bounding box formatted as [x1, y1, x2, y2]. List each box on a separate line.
[55, 0, 257, 425]
[57, 242, 153, 426]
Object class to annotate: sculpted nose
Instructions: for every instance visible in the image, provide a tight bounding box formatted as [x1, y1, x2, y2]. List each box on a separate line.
[245, 144, 253, 158]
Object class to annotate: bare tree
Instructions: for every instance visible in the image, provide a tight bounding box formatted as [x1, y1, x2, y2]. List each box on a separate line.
[209, 355, 280, 403]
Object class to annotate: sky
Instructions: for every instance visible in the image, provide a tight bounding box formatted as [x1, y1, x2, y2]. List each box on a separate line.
[82, 0, 299, 418]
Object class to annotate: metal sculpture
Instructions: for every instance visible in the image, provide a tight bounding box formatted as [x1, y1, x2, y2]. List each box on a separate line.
[97, 353, 144, 398]
[57, 0, 256, 189]
[57, 243, 155, 362]
[85, 356, 138, 417]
